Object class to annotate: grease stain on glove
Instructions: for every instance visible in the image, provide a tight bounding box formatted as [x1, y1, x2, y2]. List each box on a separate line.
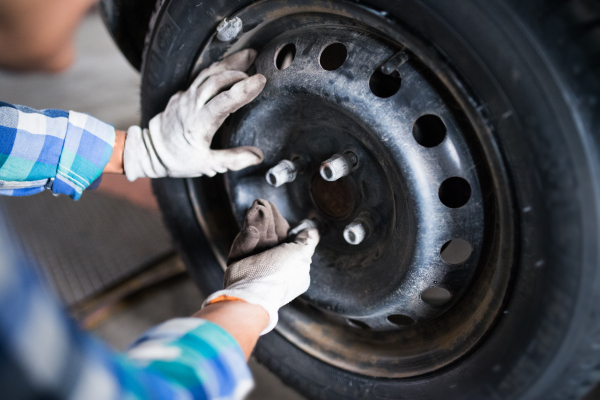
[204, 199, 320, 335]
[228, 199, 290, 264]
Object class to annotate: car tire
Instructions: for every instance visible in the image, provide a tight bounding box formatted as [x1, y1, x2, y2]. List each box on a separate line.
[143, 0, 600, 398]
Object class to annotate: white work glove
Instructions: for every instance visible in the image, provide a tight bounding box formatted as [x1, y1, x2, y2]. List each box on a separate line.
[124, 49, 266, 181]
[202, 199, 320, 335]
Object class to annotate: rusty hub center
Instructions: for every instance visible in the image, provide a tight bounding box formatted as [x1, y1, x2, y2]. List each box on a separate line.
[311, 174, 355, 219]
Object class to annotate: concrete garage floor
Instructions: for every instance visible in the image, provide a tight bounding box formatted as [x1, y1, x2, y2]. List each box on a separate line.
[1, 9, 599, 400]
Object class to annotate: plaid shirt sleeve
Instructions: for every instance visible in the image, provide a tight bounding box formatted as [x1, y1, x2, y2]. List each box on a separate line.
[0, 102, 115, 200]
[0, 222, 254, 399]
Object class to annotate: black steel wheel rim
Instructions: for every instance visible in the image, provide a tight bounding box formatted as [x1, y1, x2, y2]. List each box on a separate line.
[187, 0, 516, 378]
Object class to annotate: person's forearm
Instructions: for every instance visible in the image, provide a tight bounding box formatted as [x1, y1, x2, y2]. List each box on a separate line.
[193, 300, 269, 360]
[103, 129, 126, 174]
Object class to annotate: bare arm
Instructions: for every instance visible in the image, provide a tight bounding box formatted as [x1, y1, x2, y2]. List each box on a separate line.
[193, 300, 269, 360]
[103, 129, 126, 174]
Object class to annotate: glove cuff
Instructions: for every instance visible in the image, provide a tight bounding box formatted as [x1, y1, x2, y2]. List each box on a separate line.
[203, 290, 279, 335]
[123, 117, 169, 181]
[123, 125, 148, 181]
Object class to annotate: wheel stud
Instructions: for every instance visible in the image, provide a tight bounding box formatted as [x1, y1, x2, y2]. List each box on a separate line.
[380, 49, 409, 75]
[343, 215, 372, 245]
[216, 17, 243, 42]
[288, 219, 319, 237]
[320, 152, 357, 182]
[266, 160, 300, 187]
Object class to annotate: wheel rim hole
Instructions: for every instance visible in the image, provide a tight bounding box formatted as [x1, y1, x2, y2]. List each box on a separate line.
[421, 287, 452, 306]
[387, 314, 415, 326]
[347, 318, 371, 330]
[440, 238, 472, 265]
[439, 177, 471, 208]
[275, 43, 296, 70]
[320, 43, 347, 71]
[369, 69, 401, 98]
[413, 115, 446, 147]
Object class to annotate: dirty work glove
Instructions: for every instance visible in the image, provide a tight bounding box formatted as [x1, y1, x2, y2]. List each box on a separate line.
[124, 49, 266, 180]
[203, 199, 320, 334]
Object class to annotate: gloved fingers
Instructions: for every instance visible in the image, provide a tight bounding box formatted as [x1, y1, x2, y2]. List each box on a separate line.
[252, 199, 280, 250]
[227, 225, 261, 265]
[208, 146, 264, 173]
[269, 201, 290, 241]
[199, 74, 267, 140]
[245, 199, 273, 239]
[227, 200, 271, 264]
[189, 49, 258, 91]
[293, 228, 321, 251]
[195, 70, 249, 108]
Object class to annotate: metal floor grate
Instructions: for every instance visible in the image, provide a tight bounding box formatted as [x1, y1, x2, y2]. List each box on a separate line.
[0, 191, 173, 306]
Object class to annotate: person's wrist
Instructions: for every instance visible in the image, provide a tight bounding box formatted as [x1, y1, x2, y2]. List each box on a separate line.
[103, 129, 126, 174]
[203, 289, 276, 334]
[193, 299, 269, 359]
[206, 294, 247, 305]
[196, 299, 270, 335]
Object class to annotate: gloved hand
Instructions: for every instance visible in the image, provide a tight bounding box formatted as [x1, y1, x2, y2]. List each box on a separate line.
[203, 199, 320, 334]
[123, 49, 266, 181]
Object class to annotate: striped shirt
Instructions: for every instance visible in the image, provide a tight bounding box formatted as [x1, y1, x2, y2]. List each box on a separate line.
[0, 102, 253, 399]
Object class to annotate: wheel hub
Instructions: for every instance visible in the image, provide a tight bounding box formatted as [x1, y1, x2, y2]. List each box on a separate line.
[311, 175, 354, 220]
[223, 24, 484, 329]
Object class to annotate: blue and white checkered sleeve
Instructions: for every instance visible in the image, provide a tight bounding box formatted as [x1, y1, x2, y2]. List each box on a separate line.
[0, 102, 115, 200]
[0, 219, 190, 399]
[0, 216, 253, 400]
[125, 318, 254, 399]
[53, 111, 115, 200]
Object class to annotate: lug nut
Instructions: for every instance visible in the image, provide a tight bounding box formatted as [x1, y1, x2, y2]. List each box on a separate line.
[320, 152, 356, 182]
[266, 160, 299, 187]
[343, 216, 372, 245]
[288, 219, 319, 237]
[216, 17, 243, 42]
